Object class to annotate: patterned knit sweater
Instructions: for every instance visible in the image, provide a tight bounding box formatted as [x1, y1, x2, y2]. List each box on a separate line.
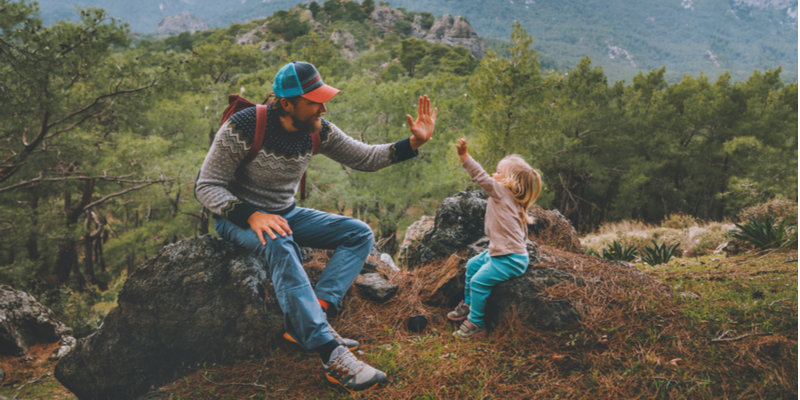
[195, 106, 418, 227]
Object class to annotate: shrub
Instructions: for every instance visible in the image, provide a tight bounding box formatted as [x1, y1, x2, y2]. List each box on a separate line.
[661, 212, 696, 229]
[731, 216, 796, 250]
[601, 240, 638, 262]
[640, 240, 680, 265]
[737, 198, 798, 225]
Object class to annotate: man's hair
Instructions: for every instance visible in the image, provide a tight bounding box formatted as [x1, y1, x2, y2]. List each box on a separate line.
[268, 96, 301, 117]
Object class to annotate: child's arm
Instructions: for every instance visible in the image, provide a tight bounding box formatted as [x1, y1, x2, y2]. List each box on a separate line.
[455, 138, 504, 199]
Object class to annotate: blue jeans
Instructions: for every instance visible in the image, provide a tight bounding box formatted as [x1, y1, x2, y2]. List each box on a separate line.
[215, 207, 374, 351]
[464, 250, 529, 327]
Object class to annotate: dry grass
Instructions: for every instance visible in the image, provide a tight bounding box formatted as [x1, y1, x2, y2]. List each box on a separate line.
[581, 219, 737, 258]
[6, 248, 796, 399]
[154, 248, 796, 399]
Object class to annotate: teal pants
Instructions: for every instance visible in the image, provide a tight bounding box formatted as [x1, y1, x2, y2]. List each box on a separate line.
[465, 250, 529, 327]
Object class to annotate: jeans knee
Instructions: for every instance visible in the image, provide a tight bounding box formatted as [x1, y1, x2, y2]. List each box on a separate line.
[346, 219, 374, 248]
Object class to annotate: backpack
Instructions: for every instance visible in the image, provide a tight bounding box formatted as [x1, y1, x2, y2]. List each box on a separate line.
[220, 94, 320, 200]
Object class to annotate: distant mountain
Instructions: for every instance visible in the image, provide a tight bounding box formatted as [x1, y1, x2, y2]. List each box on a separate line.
[34, 0, 797, 83]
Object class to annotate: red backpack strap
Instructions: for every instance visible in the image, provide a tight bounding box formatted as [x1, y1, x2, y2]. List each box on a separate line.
[300, 132, 321, 201]
[243, 104, 267, 165]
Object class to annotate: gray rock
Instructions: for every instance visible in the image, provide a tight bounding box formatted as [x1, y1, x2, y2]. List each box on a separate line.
[55, 235, 290, 400]
[380, 254, 398, 271]
[361, 259, 379, 274]
[155, 12, 209, 37]
[413, 191, 488, 269]
[369, 5, 406, 33]
[397, 215, 434, 269]
[331, 29, 359, 60]
[0, 368, 4, 386]
[0, 285, 72, 357]
[485, 265, 584, 331]
[424, 14, 485, 58]
[355, 273, 398, 303]
[410, 15, 427, 39]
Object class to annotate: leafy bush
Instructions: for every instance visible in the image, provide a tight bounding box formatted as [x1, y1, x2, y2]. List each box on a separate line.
[584, 247, 600, 257]
[738, 198, 798, 225]
[731, 216, 796, 250]
[601, 240, 638, 262]
[661, 212, 696, 229]
[640, 240, 680, 265]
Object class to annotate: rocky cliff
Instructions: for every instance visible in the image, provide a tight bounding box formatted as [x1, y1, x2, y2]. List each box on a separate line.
[155, 12, 210, 38]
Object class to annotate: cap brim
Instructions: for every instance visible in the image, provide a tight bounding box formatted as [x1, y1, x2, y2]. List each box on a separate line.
[301, 84, 340, 103]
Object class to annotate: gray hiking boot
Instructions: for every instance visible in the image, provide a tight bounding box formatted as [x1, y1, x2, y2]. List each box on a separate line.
[329, 325, 359, 351]
[283, 324, 359, 351]
[453, 319, 486, 339]
[324, 346, 387, 393]
[447, 300, 470, 322]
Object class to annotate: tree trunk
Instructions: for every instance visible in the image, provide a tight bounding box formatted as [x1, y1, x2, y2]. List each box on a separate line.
[53, 238, 78, 284]
[26, 186, 40, 261]
[83, 231, 96, 286]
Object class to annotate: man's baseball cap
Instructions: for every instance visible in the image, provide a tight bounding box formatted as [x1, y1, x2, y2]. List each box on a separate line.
[272, 61, 340, 103]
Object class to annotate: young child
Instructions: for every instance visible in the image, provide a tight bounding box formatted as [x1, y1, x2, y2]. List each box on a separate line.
[448, 138, 542, 338]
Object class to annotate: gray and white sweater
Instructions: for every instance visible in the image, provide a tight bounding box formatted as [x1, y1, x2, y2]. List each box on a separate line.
[195, 106, 418, 227]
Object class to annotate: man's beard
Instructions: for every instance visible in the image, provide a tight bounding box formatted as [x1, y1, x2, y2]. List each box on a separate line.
[291, 113, 323, 133]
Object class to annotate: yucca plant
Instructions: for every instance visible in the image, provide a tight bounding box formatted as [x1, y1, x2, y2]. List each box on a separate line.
[601, 240, 638, 262]
[640, 240, 680, 266]
[731, 216, 795, 250]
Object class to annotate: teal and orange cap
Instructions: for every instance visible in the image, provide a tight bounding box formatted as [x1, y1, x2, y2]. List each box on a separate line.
[272, 61, 340, 103]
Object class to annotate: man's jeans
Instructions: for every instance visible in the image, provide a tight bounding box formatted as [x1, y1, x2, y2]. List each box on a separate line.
[215, 207, 373, 351]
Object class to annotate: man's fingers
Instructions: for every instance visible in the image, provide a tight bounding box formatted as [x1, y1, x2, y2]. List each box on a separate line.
[417, 96, 424, 116]
[265, 227, 277, 240]
[426, 96, 431, 116]
[280, 220, 293, 236]
[256, 230, 266, 245]
[406, 114, 414, 127]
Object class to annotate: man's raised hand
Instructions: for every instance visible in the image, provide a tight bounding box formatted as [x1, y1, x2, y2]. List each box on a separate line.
[407, 95, 438, 150]
[248, 212, 293, 245]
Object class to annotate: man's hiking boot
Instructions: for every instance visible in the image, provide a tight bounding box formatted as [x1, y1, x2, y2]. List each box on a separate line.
[324, 345, 387, 393]
[453, 319, 486, 339]
[447, 300, 470, 322]
[283, 325, 359, 351]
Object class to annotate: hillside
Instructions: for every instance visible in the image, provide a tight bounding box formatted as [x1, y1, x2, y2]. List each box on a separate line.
[34, 0, 798, 83]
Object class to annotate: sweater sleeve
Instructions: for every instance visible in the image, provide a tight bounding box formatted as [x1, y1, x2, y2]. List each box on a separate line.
[194, 120, 260, 226]
[462, 156, 506, 200]
[319, 121, 417, 171]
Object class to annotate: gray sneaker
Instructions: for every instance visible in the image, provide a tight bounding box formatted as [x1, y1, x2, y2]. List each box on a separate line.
[324, 346, 387, 393]
[283, 324, 359, 351]
[329, 326, 359, 351]
[453, 319, 486, 339]
[447, 300, 470, 322]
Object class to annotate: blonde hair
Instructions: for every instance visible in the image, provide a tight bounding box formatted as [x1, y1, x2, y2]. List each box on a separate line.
[498, 155, 542, 224]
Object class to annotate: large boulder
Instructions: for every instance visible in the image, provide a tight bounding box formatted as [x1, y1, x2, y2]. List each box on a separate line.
[413, 191, 489, 269]
[416, 237, 583, 330]
[0, 286, 73, 357]
[55, 235, 286, 399]
[397, 215, 435, 269]
[409, 191, 583, 270]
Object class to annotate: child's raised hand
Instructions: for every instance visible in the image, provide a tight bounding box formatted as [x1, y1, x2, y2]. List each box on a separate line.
[455, 138, 469, 161]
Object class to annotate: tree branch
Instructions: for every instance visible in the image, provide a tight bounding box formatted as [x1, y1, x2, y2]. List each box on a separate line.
[81, 180, 165, 212]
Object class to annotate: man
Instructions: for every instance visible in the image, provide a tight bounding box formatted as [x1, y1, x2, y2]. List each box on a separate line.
[195, 61, 436, 393]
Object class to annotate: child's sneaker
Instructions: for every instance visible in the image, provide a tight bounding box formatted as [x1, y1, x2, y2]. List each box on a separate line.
[324, 345, 387, 393]
[447, 300, 470, 322]
[453, 319, 486, 339]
